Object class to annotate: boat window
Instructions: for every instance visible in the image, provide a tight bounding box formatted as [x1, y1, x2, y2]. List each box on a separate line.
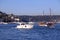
[21, 23, 25, 25]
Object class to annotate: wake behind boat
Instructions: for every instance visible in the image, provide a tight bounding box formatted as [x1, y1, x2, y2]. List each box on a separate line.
[0, 22, 19, 27]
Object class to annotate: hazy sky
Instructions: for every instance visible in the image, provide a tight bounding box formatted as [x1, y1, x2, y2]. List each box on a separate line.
[0, 0, 60, 15]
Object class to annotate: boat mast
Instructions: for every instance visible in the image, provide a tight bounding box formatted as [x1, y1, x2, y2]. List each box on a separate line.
[43, 10, 44, 16]
[49, 8, 52, 21]
[50, 8, 51, 17]
[42, 10, 45, 21]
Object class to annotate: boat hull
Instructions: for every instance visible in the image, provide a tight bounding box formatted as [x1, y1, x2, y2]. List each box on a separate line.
[16, 24, 33, 29]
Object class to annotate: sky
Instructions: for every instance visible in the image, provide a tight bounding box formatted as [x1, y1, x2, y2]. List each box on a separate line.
[0, 0, 60, 15]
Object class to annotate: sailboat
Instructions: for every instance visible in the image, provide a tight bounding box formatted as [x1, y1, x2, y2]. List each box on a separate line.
[38, 10, 47, 27]
[46, 8, 55, 28]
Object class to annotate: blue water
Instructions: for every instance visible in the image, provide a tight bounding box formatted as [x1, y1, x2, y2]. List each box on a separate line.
[0, 23, 60, 40]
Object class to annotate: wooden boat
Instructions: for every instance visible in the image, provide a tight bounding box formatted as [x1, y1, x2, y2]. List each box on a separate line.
[38, 22, 47, 27]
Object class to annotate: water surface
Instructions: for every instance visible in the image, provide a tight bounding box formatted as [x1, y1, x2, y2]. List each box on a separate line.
[0, 23, 60, 40]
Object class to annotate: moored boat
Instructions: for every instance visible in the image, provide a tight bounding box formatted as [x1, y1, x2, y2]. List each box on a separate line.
[38, 22, 47, 27]
[46, 21, 55, 28]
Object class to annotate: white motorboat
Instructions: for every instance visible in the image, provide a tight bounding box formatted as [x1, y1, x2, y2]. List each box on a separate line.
[16, 22, 34, 29]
